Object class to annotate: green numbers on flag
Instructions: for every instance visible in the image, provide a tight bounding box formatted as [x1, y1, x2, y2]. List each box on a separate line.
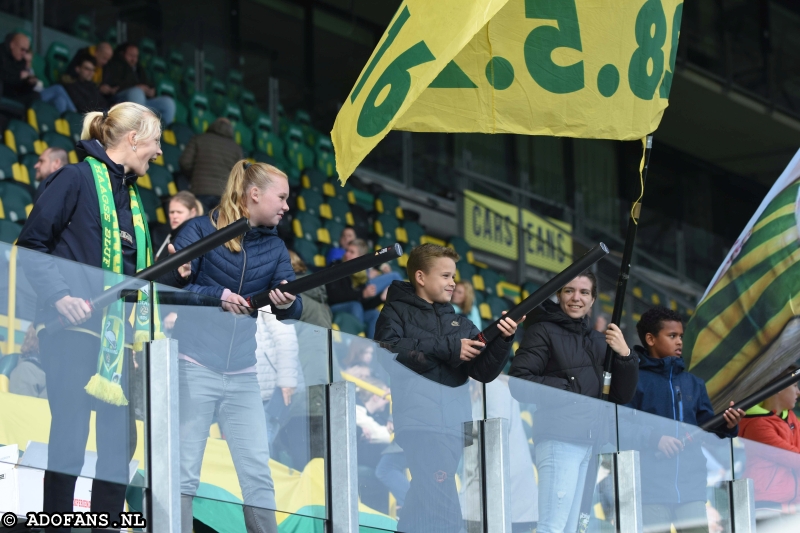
[627, 0, 667, 100]
[524, 0, 584, 94]
[351, 7, 411, 104]
[659, 3, 683, 98]
[357, 41, 435, 137]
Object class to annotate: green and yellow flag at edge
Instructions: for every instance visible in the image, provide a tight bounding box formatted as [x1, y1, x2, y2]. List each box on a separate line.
[332, 0, 684, 182]
[684, 149, 800, 413]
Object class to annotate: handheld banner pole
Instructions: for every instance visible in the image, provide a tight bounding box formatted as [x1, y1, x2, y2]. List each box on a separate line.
[45, 217, 251, 333]
[247, 243, 403, 309]
[600, 136, 653, 401]
[701, 369, 800, 431]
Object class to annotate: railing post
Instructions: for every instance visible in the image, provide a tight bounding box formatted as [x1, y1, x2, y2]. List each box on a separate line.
[147, 338, 181, 532]
[482, 418, 511, 533]
[328, 381, 358, 533]
[600, 450, 643, 533]
[730, 478, 756, 533]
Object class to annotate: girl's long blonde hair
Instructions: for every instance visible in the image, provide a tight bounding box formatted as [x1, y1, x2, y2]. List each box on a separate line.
[214, 160, 288, 252]
[456, 281, 475, 314]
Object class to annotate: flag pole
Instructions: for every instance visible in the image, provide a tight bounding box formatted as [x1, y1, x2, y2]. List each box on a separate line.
[600, 135, 653, 401]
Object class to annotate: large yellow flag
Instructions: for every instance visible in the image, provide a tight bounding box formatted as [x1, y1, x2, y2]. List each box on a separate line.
[333, 0, 684, 181]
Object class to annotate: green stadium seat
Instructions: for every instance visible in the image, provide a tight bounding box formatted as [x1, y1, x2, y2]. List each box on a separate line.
[5, 119, 46, 156]
[497, 281, 522, 304]
[314, 136, 336, 177]
[284, 126, 314, 172]
[254, 115, 285, 160]
[301, 169, 327, 193]
[203, 61, 216, 85]
[323, 219, 346, 245]
[42, 132, 74, 152]
[297, 190, 325, 218]
[104, 27, 118, 47]
[449, 236, 477, 265]
[0, 181, 33, 222]
[293, 237, 326, 269]
[293, 211, 330, 244]
[374, 213, 401, 241]
[239, 90, 259, 126]
[457, 261, 476, 285]
[375, 191, 403, 219]
[158, 143, 181, 174]
[522, 281, 540, 299]
[167, 51, 184, 84]
[139, 38, 157, 68]
[209, 80, 229, 116]
[148, 57, 168, 86]
[375, 234, 396, 250]
[227, 70, 243, 100]
[331, 179, 353, 202]
[27, 100, 60, 134]
[225, 104, 254, 154]
[144, 165, 177, 198]
[19, 153, 38, 187]
[485, 295, 511, 320]
[45, 42, 70, 85]
[0, 145, 19, 181]
[295, 109, 312, 127]
[72, 15, 94, 41]
[480, 269, 502, 297]
[168, 123, 194, 151]
[403, 221, 425, 248]
[348, 188, 375, 213]
[181, 67, 197, 98]
[137, 186, 166, 224]
[0, 219, 21, 243]
[333, 312, 365, 337]
[63, 112, 83, 143]
[188, 94, 215, 134]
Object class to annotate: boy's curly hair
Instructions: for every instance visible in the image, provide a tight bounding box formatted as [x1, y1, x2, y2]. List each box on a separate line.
[636, 306, 683, 346]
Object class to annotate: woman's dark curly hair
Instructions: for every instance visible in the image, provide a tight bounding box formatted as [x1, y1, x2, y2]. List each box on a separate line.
[636, 306, 683, 345]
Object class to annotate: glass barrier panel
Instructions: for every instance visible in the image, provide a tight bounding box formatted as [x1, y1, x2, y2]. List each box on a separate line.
[617, 405, 734, 533]
[499, 374, 618, 533]
[332, 329, 485, 532]
[0, 243, 149, 520]
[187, 496, 327, 533]
[154, 282, 329, 524]
[733, 435, 800, 531]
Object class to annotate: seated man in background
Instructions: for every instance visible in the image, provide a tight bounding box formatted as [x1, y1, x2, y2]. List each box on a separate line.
[62, 52, 108, 113]
[1, 32, 76, 113]
[326, 225, 357, 265]
[103, 42, 175, 124]
[65, 41, 114, 95]
[32, 147, 68, 203]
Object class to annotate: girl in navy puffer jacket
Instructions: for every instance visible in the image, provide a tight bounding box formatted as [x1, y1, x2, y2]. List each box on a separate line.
[172, 161, 302, 533]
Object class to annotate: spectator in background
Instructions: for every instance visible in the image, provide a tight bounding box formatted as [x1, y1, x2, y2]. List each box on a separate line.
[103, 42, 175, 124]
[340, 336, 389, 383]
[65, 42, 114, 95]
[62, 52, 107, 114]
[9, 325, 46, 399]
[452, 281, 482, 327]
[288, 250, 332, 329]
[1, 32, 76, 113]
[179, 117, 243, 213]
[326, 225, 357, 264]
[32, 147, 68, 203]
[154, 191, 203, 260]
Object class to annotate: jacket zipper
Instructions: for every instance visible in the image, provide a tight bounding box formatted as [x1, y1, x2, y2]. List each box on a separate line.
[225, 246, 247, 370]
[669, 366, 681, 503]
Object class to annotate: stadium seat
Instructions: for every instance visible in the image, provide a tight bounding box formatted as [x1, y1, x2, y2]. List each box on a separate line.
[349, 203, 371, 240]
[167, 51, 185, 84]
[347, 188, 374, 212]
[293, 211, 330, 244]
[168, 123, 194, 151]
[227, 105, 254, 154]
[375, 191, 403, 219]
[203, 60, 216, 85]
[137, 187, 166, 224]
[315, 136, 336, 177]
[521, 281, 540, 299]
[139, 38, 157, 68]
[327, 196, 353, 226]
[448, 236, 477, 265]
[403, 221, 425, 248]
[188, 94, 215, 134]
[0, 219, 21, 243]
[72, 15, 93, 41]
[227, 70, 243, 101]
[5, 120, 46, 156]
[0, 181, 33, 222]
[181, 66, 197, 98]
[293, 237, 326, 268]
[148, 57, 168, 86]
[63, 112, 83, 143]
[374, 213, 400, 240]
[159, 142, 181, 174]
[27, 100, 60, 134]
[457, 261, 476, 284]
[331, 179, 353, 201]
[284, 126, 314, 172]
[0, 145, 19, 180]
[375, 234, 396, 250]
[485, 295, 511, 320]
[297, 190, 325, 218]
[420, 235, 446, 246]
[45, 42, 71, 85]
[302, 169, 328, 193]
[19, 153, 38, 186]
[239, 90, 259, 126]
[497, 281, 522, 304]
[146, 165, 177, 198]
[41, 132, 75, 159]
[481, 269, 502, 297]
[104, 26, 118, 47]
[209, 80, 229, 116]
[323, 219, 346, 245]
[333, 312, 365, 337]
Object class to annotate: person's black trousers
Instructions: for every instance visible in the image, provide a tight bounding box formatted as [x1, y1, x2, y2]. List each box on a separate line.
[40, 330, 136, 533]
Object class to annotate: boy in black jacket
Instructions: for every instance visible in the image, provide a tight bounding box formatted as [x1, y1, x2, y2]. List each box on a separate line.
[375, 244, 521, 533]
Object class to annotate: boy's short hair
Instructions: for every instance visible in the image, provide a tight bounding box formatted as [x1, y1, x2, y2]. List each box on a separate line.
[406, 243, 459, 289]
[636, 306, 683, 346]
[348, 238, 369, 255]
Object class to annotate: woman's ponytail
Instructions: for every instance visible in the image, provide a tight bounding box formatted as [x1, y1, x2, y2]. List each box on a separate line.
[79, 103, 161, 149]
[81, 111, 106, 144]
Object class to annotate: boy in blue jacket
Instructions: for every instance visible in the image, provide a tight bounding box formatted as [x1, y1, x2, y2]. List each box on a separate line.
[624, 307, 744, 533]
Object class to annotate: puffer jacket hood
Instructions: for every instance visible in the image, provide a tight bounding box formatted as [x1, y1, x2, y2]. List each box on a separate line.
[206, 118, 235, 138]
[375, 281, 513, 437]
[509, 299, 639, 444]
[623, 345, 737, 505]
[169, 214, 302, 372]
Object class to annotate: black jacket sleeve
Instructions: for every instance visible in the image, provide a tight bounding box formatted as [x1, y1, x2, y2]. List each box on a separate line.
[608, 351, 640, 404]
[374, 304, 463, 370]
[508, 323, 572, 391]
[466, 321, 513, 383]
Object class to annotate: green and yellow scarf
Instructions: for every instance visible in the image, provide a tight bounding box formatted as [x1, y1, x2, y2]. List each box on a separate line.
[84, 156, 161, 406]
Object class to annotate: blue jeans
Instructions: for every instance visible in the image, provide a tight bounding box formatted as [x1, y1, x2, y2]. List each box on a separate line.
[179, 360, 277, 510]
[375, 452, 409, 508]
[115, 87, 176, 125]
[40, 84, 76, 114]
[369, 272, 402, 294]
[535, 440, 592, 533]
[330, 300, 380, 339]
